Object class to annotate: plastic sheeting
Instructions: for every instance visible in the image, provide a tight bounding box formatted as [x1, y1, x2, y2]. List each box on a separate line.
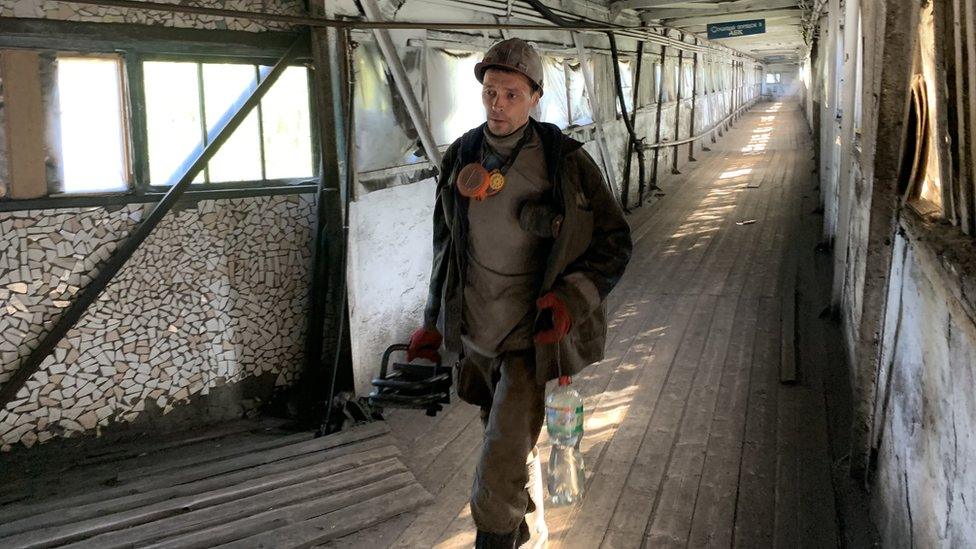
[353, 39, 425, 173]
[536, 56, 570, 128]
[614, 58, 634, 116]
[427, 48, 486, 146]
[566, 60, 592, 126]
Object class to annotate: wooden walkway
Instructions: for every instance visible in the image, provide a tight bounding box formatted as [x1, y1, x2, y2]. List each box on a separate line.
[332, 100, 845, 548]
[0, 421, 432, 548]
[0, 100, 849, 548]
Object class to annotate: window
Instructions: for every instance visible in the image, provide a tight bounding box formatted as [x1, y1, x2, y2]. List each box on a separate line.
[614, 58, 634, 116]
[55, 56, 130, 193]
[766, 72, 781, 84]
[144, 61, 313, 186]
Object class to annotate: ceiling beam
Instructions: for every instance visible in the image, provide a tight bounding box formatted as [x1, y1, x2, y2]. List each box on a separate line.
[611, 0, 722, 11]
[665, 8, 801, 26]
[639, 0, 800, 21]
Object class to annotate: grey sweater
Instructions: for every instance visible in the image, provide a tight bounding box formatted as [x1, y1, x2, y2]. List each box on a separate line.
[461, 123, 552, 356]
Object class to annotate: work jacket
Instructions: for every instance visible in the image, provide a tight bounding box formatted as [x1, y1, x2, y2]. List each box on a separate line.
[423, 117, 633, 385]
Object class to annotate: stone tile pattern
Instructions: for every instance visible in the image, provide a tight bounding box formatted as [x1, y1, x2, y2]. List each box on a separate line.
[0, 195, 315, 450]
[0, 0, 307, 32]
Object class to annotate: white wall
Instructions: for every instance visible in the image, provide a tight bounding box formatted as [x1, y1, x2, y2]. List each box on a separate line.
[872, 232, 976, 547]
[346, 179, 436, 396]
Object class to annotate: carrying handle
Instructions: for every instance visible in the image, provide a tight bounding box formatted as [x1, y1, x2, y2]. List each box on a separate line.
[380, 343, 443, 378]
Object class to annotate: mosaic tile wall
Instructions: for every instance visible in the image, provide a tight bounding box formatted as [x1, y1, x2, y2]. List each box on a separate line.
[0, 0, 307, 32]
[0, 194, 315, 450]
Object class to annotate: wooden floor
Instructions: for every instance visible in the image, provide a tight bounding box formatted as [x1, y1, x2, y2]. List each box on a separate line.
[329, 100, 846, 548]
[0, 420, 433, 548]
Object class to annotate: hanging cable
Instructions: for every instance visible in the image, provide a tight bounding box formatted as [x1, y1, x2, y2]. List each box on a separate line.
[608, 32, 647, 212]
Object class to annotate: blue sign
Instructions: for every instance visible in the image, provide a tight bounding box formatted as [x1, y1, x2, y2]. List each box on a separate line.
[707, 19, 766, 40]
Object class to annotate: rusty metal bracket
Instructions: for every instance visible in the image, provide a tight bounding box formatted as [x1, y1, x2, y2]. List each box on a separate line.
[0, 36, 305, 411]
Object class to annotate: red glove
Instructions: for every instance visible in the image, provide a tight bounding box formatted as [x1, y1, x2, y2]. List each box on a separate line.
[534, 292, 572, 345]
[407, 327, 442, 362]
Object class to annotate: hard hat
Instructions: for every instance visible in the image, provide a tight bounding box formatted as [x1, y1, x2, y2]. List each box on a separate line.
[474, 38, 544, 96]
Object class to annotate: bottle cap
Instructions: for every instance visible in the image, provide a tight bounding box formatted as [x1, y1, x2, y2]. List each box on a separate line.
[558, 375, 571, 386]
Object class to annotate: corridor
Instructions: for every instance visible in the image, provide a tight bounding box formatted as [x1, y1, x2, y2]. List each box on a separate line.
[335, 100, 850, 548]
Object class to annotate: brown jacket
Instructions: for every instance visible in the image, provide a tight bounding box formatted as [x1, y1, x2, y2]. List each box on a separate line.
[424, 118, 632, 384]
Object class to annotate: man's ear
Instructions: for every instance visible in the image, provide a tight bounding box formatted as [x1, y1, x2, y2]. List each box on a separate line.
[531, 90, 542, 107]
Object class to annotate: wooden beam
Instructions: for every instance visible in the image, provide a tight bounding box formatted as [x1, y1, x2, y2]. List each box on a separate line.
[849, 0, 920, 483]
[641, 0, 800, 21]
[1, 50, 46, 199]
[613, 0, 720, 9]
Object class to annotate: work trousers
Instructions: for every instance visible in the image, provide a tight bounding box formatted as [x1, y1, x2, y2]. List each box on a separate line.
[456, 345, 548, 542]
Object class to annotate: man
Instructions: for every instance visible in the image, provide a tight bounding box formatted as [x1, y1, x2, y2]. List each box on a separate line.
[407, 38, 632, 548]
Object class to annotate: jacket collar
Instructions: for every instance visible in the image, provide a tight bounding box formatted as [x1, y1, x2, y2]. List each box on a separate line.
[456, 117, 585, 183]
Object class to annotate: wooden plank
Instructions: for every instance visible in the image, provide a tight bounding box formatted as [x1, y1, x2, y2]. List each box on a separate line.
[773, 368, 800, 547]
[591, 294, 714, 548]
[220, 483, 433, 549]
[0, 445, 402, 547]
[0, 422, 389, 526]
[159, 475, 427, 549]
[731, 297, 780, 547]
[1, 50, 46, 199]
[0, 428, 394, 535]
[56, 458, 408, 549]
[389, 440, 482, 548]
[114, 430, 317, 482]
[780, 229, 799, 384]
[642, 295, 738, 546]
[685, 297, 760, 547]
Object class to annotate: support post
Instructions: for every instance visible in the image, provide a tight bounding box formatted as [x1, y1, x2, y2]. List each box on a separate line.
[688, 42, 699, 162]
[649, 41, 667, 198]
[849, 0, 920, 482]
[671, 40, 684, 175]
[0, 37, 305, 411]
[302, 1, 350, 418]
[360, 0, 442, 167]
[831, 0, 861, 308]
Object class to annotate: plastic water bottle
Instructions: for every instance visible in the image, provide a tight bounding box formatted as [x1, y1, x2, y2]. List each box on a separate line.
[545, 375, 585, 505]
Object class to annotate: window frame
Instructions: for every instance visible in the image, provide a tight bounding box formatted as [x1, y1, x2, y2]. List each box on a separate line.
[136, 53, 319, 193]
[0, 18, 319, 210]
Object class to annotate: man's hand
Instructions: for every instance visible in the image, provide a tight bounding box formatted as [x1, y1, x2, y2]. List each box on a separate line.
[534, 292, 571, 345]
[407, 327, 443, 362]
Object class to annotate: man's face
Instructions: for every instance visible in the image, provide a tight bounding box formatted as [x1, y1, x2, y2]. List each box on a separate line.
[481, 68, 541, 136]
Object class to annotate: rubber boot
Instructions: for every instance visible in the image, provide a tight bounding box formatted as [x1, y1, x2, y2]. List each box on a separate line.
[475, 529, 519, 549]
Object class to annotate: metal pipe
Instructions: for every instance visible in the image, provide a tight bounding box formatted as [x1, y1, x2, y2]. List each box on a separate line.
[643, 97, 755, 149]
[0, 37, 304, 411]
[360, 0, 443, 167]
[50, 0, 659, 35]
[53, 0, 729, 57]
